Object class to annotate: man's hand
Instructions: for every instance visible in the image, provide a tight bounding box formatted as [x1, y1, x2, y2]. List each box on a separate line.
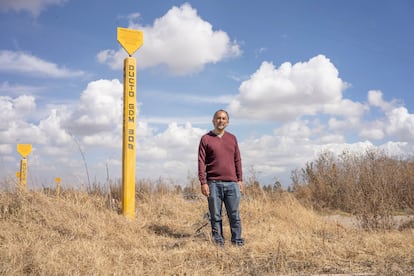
[201, 184, 209, 197]
[238, 181, 243, 193]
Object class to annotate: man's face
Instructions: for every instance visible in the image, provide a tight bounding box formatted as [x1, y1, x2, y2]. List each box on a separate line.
[213, 111, 229, 130]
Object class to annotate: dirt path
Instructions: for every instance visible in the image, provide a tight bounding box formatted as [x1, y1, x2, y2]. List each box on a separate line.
[323, 214, 414, 230]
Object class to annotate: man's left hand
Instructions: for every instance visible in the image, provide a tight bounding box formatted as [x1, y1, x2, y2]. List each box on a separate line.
[238, 181, 243, 193]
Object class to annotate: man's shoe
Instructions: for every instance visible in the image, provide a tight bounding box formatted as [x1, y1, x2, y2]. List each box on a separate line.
[214, 240, 224, 247]
[231, 240, 244, 246]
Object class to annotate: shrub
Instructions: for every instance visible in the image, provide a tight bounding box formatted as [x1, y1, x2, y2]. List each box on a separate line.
[292, 149, 414, 230]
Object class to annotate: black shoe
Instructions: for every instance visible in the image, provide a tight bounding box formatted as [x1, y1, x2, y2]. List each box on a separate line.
[231, 240, 244, 246]
[214, 240, 224, 247]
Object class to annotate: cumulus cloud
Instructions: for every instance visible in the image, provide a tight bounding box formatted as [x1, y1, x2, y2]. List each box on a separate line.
[1, 122, 46, 145]
[359, 125, 385, 140]
[38, 109, 72, 146]
[240, 118, 346, 184]
[137, 122, 205, 179]
[228, 55, 360, 121]
[97, 3, 241, 75]
[0, 0, 67, 17]
[357, 90, 414, 142]
[384, 106, 414, 141]
[0, 50, 85, 78]
[65, 79, 124, 138]
[0, 95, 36, 130]
[0, 95, 74, 150]
[368, 90, 394, 111]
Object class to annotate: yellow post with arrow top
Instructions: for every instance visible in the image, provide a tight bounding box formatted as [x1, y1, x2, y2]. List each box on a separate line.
[55, 177, 61, 196]
[17, 144, 32, 190]
[117, 27, 144, 219]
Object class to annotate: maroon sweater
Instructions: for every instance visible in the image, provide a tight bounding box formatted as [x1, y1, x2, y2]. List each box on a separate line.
[198, 131, 242, 185]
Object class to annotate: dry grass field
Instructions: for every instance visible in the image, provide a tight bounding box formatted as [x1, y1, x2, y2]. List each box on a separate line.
[0, 184, 413, 275]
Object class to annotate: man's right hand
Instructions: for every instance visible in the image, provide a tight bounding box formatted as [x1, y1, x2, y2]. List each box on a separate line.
[201, 184, 209, 197]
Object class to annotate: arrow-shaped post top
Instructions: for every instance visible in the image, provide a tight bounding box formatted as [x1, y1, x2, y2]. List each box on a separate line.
[17, 144, 32, 158]
[117, 27, 144, 56]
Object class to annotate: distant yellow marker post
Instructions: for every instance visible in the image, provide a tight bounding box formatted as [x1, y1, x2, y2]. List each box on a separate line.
[117, 27, 144, 219]
[55, 177, 61, 196]
[17, 144, 32, 190]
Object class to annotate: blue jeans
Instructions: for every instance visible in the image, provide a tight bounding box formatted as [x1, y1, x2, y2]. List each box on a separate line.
[207, 181, 243, 244]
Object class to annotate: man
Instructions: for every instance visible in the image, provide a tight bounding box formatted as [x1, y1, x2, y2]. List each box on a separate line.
[198, 109, 244, 246]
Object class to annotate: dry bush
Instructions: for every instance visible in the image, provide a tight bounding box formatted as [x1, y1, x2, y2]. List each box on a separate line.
[396, 158, 414, 210]
[292, 150, 414, 230]
[351, 151, 400, 229]
[1, 185, 413, 275]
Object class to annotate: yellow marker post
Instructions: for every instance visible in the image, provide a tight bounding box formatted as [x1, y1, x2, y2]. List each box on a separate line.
[55, 177, 61, 196]
[17, 144, 32, 189]
[117, 27, 144, 219]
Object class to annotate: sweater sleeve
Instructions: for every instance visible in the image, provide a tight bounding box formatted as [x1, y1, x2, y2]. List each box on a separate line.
[198, 136, 207, 185]
[234, 138, 243, 182]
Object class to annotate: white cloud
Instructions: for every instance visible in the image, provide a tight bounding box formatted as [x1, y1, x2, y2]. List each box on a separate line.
[38, 109, 72, 146]
[360, 129, 385, 141]
[96, 49, 125, 71]
[240, 131, 315, 184]
[228, 55, 355, 121]
[65, 79, 124, 138]
[0, 0, 67, 17]
[97, 3, 241, 75]
[378, 141, 414, 157]
[137, 122, 205, 179]
[0, 81, 45, 96]
[0, 144, 12, 155]
[82, 132, 121, 147]
[358, 90, 414, 142]
[0, 50, 85, 78]
[368, 90, 394, 111]
[324, 98, 367, 118]
[0, 95, 73, 149]
[385, 106, 414, 141]
[316, 141, 376, 159]
[0, 120, 46, 145]
[0, 95, 36, 130]
[238, 119, 343, 183]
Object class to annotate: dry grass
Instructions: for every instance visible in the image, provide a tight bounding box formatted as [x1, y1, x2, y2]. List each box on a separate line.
[0, 187, 413, 275]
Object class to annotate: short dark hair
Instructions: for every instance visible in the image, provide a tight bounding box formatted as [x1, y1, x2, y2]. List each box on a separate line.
[213, 109, 229, 120]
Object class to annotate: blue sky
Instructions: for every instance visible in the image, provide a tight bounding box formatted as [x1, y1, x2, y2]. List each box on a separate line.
[1, 0, 413, 188]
